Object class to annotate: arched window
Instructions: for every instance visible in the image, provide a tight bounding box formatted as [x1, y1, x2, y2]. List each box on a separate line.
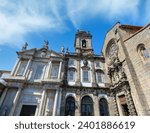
[137, 44, 149, 61]
[99, 98, 109, 116]
[82, 39, 86, 48]
[81, 96, 94, 116]
[65, 96, 75, 116]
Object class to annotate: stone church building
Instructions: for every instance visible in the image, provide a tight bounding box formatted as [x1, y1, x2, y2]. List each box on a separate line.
[0, 22, 150, 116]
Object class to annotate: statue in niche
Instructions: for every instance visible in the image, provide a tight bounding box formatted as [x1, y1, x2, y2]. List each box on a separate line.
[83, 57, 88, 66]
[22, 42, 28, 51]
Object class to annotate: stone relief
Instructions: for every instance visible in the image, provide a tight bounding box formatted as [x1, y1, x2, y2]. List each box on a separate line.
[107, 57, 126, 85]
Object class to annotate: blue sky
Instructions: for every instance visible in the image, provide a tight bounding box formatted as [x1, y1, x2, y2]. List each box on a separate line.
[0, 0, 149, 70]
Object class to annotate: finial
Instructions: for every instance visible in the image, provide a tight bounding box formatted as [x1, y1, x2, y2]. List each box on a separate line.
[61, 46, 65, 54]
[22, 42, 28, 51]
[43, 40, 49, 49]
[66, 48, 69, 54]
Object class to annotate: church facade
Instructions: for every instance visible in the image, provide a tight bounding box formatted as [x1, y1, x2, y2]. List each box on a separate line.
[0, 23, 150, 116]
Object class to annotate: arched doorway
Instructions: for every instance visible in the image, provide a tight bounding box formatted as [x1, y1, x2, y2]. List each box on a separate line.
[81, 96, 94, 116]
[65, 96, 75, 116]
[99, 98, 109, 116]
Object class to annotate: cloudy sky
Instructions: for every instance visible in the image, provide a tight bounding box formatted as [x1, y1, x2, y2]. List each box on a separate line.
[0, 0, 149, 70]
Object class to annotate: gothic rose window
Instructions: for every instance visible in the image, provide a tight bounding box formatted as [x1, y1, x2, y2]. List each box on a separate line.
[81, 96, 94, 116]
[65, 96, 75, 116]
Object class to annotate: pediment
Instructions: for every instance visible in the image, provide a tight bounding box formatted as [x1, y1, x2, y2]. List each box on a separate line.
[17, 48, 36, 56]
[34, 49, 62, 58]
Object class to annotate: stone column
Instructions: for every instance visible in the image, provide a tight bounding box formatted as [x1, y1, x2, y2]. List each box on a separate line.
[23, 59, 31, 77]
[0, 88, 8, 108]
[41, 65, 47, 80]
[12, 59, 21, 76]
[52, 89, 59, 116]
[56, 88, 62, 115]
[75, 59, 81, 86]
[94, 95, 99, 116]
[111, 92, 119, 116]
[9, 87, 22, 116]
[125, 86, 137, 116]
[38, 89, 47, 116]
[46, 61, 51, 79]
[11, 58, 20, 76]
[58, 61, 62, 80]
[91, 60, 97, 87]
[75, 91, 80, 116]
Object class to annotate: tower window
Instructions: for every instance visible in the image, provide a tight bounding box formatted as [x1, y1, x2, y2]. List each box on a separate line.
[82, 39, 86, 48]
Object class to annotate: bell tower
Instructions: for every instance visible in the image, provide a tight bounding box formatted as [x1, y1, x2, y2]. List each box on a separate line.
[74, 30, 93, 55]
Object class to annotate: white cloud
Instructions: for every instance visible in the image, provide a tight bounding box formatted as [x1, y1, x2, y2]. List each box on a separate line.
[66, 0, 140, 28]
[0, 0, 142, 47]
[0, 0, 65, 47]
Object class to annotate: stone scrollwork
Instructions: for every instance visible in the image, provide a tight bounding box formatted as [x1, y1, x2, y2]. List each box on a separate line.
[108, 42, 118, 61]
[107, 57, 126, 85]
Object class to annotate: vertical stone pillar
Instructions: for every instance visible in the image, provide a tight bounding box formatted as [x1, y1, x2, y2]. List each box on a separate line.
[41, 65, 46, 80]
[9, 87, 22, 116]
[56, 88, 62, 115]
[23, 59, 31, 77]
[14, 60, 22, 76]
[75, 93, 80, 116]
[38, 89, 47, 116]
[46, 61, 51, 79]
[94, 95, 99, 116]
[91, 60, 97, 87]
[58, 61, 62, 80]
[75, 58, 81, 86]
[111, 92, 119, 116]
[52, 89, 59, 116]
[125, 86, 137, 116]
[0, 88, 8, 107]
[11, 58, 20, 76]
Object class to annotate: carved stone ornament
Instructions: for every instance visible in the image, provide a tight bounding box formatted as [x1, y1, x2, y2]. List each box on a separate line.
[83, 57, 88, 66]
[43, 40, 49, 50]
[108, 42, 118, 61]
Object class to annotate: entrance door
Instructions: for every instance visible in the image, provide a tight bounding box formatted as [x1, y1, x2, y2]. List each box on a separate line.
[20, 105, 37, 116]
[81, 96, 94, 116]
[118, 95, 130, 116]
